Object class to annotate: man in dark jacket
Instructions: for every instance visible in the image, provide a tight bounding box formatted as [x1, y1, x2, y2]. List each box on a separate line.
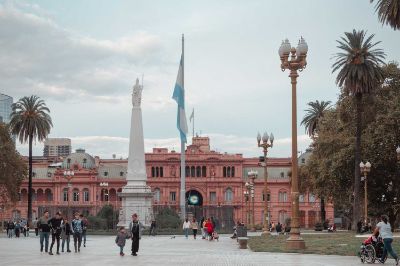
[129, 213, 142, 256]
[38, 210, 51, 253]
[48, 212, 63, 255]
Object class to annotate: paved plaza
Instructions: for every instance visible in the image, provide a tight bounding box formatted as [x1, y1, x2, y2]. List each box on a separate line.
[0, 234, 369, 266]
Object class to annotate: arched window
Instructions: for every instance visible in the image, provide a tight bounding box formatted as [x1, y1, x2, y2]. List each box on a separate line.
[160, 167, 163, 177]
[83, 158, 87, 168]
[45, 189, 52, 202]
[262, 191, 271, 202]
[225, 188, 233, 202]
[185, 166, 190, 177]
[67, 158, 71, 168]
[156, 167, 159, 177]
[83, 189, 89, 202]
[231, 166, 235, 177]
[309, 194, 316, 203]
[299, 194, 305, 202]
[278, 191, 287, 202]
[73, 189, 79, 202]
[63, 188, 69, 202]
[278, 210, 288, 224]
[202, 166, 207, 177]
[191, 166, 195, 177]
[154, 188, 161, 202]
[31, 189, 37, 201]
[196, 166, 201, 177]
[227, 167, 231, 177]
[223, 167, 227, 177]
[151, 167, 155, 177]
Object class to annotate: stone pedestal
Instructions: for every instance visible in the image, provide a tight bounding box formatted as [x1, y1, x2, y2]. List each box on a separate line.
[117, 185, 153, 228]
[286, 238, 306, 250]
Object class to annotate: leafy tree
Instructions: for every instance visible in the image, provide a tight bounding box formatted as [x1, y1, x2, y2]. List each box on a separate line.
[97, 204, 118, 229]
[301, 100, 332, 137]
[371, 0, 400, 30]
[306, 63, 400, 228]
[9, 96, 52, 225]
[332, 30, 386, 229]
[0, 123, 26, 209]
[155, 208, 181, 229]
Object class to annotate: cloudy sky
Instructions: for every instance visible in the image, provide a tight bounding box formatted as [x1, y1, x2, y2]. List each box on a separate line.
[1, 0, 400, 159]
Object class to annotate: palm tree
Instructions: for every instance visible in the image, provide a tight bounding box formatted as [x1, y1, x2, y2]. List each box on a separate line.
[301, 100, 332, 137]
[332, 30, 385, 229]
[371, 0, 400, 30]
[9, 96, 53, 225]
[301, 100, 331, 225]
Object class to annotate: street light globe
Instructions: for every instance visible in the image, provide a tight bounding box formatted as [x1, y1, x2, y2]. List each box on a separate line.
[262, 132, 269, 143]
[297, 37, 308, 55]
[278, 41, 285, 57]
[365, 162, 371, 169]
[359, 162, 365, 168]
[396, 146, 400, 154]
[282, 39, 291, 54]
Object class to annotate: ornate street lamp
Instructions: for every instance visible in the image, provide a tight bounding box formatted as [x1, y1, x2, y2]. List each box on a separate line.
[360, 161, 371, 224]
[63, 170, 74, 219]
[247, 170, 258, 232]
[243, 190, 250, 226]
[279, 37, 308, 249]
[257, 131, 274, 236]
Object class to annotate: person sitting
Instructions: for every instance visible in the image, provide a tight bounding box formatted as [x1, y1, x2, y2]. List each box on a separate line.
[276, 223, 282, 234]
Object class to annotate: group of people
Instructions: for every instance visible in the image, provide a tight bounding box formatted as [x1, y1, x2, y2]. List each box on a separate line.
[115, 213, 143, 256]
[6, 219, 29, 238]
[36, 210, 88, 255]
[181, 217, 219, 241]
[269, 222, 290, 235]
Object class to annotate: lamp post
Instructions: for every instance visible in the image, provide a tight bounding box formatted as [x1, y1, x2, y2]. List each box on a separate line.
[360, 161, 371, 224]
[243, 190, 250, 226]
[279, 37, 308, 249]
[63, 170, 75, 219]
[257, 132, 274, 236]
[100, 182, 109, 204]
[247, 170, 258, 232]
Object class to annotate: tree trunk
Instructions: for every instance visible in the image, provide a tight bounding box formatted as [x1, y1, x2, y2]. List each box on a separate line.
[320, 196, 326, 224]
[352, 93, 362, 230]
[28, 134, 33, 227]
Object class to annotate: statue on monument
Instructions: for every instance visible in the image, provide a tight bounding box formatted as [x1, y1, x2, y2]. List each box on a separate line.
[132, 78, 143, 107]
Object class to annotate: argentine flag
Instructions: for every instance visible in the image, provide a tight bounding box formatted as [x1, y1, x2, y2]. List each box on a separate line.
[172, 56, 188, 143]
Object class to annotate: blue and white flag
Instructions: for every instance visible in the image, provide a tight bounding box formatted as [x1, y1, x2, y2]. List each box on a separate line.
[172, 56, 188, 143]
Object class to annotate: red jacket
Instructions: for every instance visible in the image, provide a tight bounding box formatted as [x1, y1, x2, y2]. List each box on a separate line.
[205, 221, 213, 233]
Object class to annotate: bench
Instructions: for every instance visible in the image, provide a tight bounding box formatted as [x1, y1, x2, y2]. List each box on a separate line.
[238, 237, 249, 249]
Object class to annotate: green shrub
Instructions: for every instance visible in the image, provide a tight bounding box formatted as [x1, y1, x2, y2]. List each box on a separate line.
[155, 208, 181, 229]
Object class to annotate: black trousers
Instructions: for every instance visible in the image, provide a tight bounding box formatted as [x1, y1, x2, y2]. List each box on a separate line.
[50, 232, 61, 253]
[131, 236, 139, 253]
[73, 232, 82, 251]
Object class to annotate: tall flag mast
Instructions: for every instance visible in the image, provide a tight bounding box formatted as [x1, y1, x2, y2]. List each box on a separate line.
[172, 34, 188, 219]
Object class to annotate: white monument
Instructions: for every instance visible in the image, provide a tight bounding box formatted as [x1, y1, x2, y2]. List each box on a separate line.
[118, 78, 153, 227]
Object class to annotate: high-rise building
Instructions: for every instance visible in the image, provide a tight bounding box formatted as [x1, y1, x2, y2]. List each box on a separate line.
[43, 138, 72, 157]
[0, 93, 13, 124]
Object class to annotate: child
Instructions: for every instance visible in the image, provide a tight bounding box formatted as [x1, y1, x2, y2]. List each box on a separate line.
[115, 227, 129, 256]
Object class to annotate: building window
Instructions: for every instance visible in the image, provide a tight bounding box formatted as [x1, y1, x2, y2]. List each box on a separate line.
[196, 166, 201, 177]
[202, 166, 207, 177]
[73, 189, 79, 202]
[83, 189, 89, 202]
[47, 172, 52, 177]
[190, 166, 195, 177]
[160, 167, 163, 177]
[280, 172, 285, 178]
[154, 188, 161, 202]
[67, 158, 71, 168]
[151, 167, 155, 177]
[156, 167, 159, 177]
[299, 194, 305, 202]
[83, 158, 87, 168]
[301, 158, 306, 164]
[63, 188, 68, 202]
[309, 194, 316, 203]
[278, 210, 288, 224]
[262, 192, 271, 202]
[32, 172, 36, 177]
[225, 188, 233, 202]
[278, 191, 287, 202]
[223, 167, 227, 177]
[231, 166, 235, 177]
[120, 171, 124, 177]
[210, 192, 217, 203]
[227, 167, 231, 177]
[185, 166, 190, 177]
[169, 192, 176, 202]
[104, 171, 108, 176]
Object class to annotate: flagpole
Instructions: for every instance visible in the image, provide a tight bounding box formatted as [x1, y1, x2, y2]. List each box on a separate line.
[180, 34, 186, 220]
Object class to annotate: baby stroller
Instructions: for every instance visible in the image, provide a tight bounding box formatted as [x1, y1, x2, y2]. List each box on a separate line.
[211, 231, 219, 241]
[360, 235, 387, 264]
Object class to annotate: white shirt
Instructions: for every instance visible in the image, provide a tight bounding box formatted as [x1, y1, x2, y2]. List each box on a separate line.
[376, 221, 393, 239]
[183, 221, 191, 229]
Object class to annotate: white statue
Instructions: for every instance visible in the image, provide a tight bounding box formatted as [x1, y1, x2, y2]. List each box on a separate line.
[132, 78, 143, 107]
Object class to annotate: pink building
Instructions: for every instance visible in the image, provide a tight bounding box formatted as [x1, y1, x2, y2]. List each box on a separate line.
[3, 137, 333, 229]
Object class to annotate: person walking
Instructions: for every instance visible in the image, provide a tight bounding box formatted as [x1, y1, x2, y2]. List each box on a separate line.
[200, 217, 205, 239]
[48, 212, 63, 255]
[61, 217, 72, 253]
[205, 218, 214, 241]
[15, 221, 21, 238]
[7, 221, 14, 238]
[374, 215, 399, 265]
[191, 218, 198, 239]
[183, 218, 190, 239]
[129, 213, 142, 256]
[38, 210, 51, 253]
[71, 212, 83, 253]
[115, 226, 129, 256]
[80, 214, 88, 247]
[33, 217, 39, 236]
[149, 220, 156, 236]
